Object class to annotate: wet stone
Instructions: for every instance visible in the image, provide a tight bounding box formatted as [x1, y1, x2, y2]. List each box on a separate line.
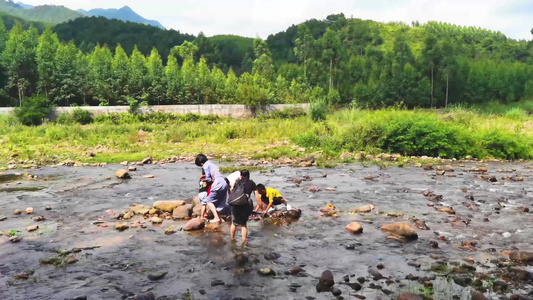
[332, 287, 342, 296]
[264, 252, 281, 260]
[471, 291, 489, 300]
[398, 293, 424, 300]
[453, 276, 472, 287]
[258, 268, 275, 276]
[344, 282, 362, 291]
[133, 292, 155, 300]
[26, 225, 38, 232]
[66, 256, 78, 264]
[211, 279, 224, 286]
[316, 270, 334, 292]
[368, 268, 383, 280]
[147, 272, 167, 281]
[9, 235, 21, 243]
[357, 277, 366, 284]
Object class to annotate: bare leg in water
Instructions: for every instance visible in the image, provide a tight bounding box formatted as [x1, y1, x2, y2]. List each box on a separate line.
[230, 223, 248, 246]
[206, 202, 221, 223]
[230, 223, 237, 241]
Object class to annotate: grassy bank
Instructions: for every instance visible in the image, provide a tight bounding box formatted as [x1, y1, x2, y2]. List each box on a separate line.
[1, 107, 532, 167]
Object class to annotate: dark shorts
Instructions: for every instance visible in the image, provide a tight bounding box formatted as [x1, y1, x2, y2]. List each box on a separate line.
[231, 205, 252, 226]
[262, 196, 283, 206]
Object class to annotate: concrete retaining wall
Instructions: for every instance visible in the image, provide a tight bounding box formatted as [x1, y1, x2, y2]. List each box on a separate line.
[0, 104, 309, 119]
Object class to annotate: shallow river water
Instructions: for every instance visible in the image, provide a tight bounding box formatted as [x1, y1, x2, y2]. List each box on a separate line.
[0, 162, 532, 300]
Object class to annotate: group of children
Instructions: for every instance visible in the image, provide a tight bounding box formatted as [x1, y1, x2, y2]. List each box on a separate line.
[197, 170, 291, 221]
[194, 154, 292, 245]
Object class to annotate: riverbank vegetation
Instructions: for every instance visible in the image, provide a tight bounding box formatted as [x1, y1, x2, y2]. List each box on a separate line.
[1, 106, 532, 166]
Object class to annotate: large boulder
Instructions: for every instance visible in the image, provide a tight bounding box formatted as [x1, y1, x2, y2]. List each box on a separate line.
[153, 200, 184, 212]
[192, 204, 203, 218]
[115, 169, 130, 179]
[316, 270, 334, 292]
[183, 218, 205, 231]
[509, 251, 533, 262]
[380, 222, 418, 240]
[191, 196, 201, 206]
[346, 222, 363, 234]
[173, 204, 192, 220]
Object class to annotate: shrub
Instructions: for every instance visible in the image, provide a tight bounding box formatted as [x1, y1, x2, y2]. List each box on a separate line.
[293, 132, 320, 148]
[505, 107, 526, 120]
[56, 108, 93, 125]
[310, 98, 327, 122]
[339, 113, 478, 158]
[480, 130, 532, 160]
[258, 107, 307, 120]
[128, 97, 140, 114]
[56, 112, 74, 125]
[14, 96, 51, 126]
[72, 108, 93, 124]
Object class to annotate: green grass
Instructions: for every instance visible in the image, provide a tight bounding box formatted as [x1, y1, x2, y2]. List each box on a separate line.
[1, 107, 532, 167]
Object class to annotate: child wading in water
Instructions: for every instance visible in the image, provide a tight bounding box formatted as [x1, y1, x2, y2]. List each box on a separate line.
[254, 184, 292, 217]
[198, 171, 210, 220]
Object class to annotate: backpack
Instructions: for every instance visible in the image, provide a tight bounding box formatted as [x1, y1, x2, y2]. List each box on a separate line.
[228, 179, 251, 206]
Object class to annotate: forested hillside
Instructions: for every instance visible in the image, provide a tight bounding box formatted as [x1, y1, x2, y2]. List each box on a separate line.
[0, 11, 45, 31]
[53, 17, 193, 60]
[0, 0, 82, 24]
[0, 14, 532, 108]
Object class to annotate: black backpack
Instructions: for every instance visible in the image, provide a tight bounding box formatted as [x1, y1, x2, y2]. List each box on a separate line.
[228, 179, 251, 206]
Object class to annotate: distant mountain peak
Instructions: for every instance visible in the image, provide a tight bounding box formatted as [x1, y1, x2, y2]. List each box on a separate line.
[78, 5, 165, 29]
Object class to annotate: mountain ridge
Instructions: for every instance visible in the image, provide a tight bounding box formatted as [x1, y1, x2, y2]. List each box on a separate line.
[0, 0, 165, 29]
[77, 5, 164, 29]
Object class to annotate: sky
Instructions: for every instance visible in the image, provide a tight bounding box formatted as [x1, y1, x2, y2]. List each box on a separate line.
[18, 0, 533, 40]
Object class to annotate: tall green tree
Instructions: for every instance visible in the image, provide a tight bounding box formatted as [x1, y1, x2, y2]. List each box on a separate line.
[318, 28, 342, 89]
[0, 19, 8, 54]
[1, 23, 38, 105]
[129, 46, 147, 101]
[294, 23, 314, 83]
[252, 37, 275, 80]
[51, 42, 81, 106]
[175, 40, 199, 61]
[145, 48, 166, 105]
[223, 68, 238, 103]
[36, 28, 60, 98]
[439, 38, 457, 107]
[88, 44, 113, 105]
[165, 53, 180, 103]
[111, 44, 130, 105]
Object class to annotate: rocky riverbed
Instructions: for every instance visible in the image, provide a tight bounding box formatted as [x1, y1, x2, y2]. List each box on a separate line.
[0, 162, 532, 300]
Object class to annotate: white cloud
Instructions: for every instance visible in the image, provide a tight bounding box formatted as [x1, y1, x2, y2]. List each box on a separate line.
[19, 0, 533, 40]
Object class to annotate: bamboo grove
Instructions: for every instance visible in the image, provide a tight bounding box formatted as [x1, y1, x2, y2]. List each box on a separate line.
[0, 13, 532, 108]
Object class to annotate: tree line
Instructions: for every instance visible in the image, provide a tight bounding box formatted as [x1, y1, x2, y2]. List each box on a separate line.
[0, 14, 532, 108]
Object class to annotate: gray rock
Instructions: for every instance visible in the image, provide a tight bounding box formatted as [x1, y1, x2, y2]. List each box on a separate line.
[316, 270, 334, 292]
[368, 268, 383, 280]
[133, 292, 155, 300]
[147, 272, 167, 281]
